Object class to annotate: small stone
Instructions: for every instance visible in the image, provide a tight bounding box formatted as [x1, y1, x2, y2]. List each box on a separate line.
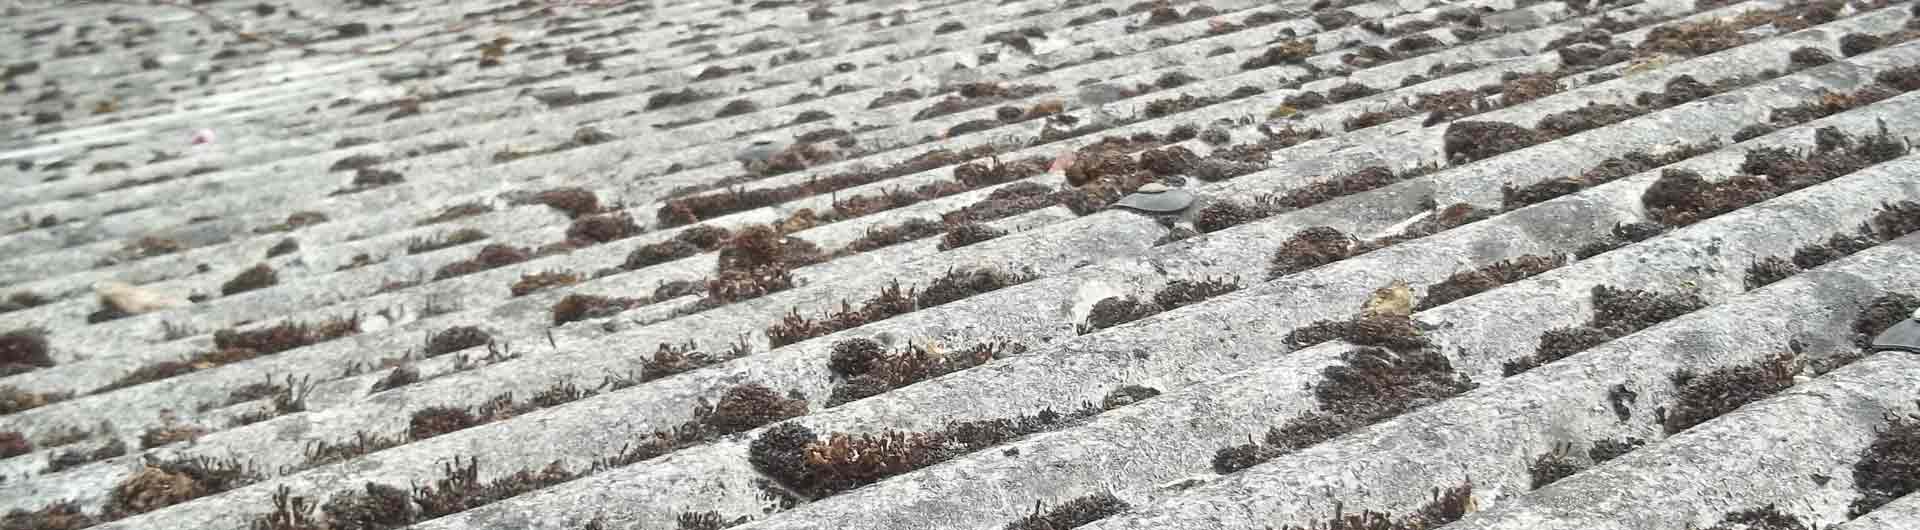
[1136, 182, 1170, 193]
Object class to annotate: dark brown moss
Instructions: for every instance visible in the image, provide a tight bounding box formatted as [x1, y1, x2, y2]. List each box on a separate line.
[551, 294, 640, 326]
[220, 263, 278, 296]
[1502, 74, 1561, 105]
[0, 500, 95, 530]
[1501, 143, 1721, 210]
[1241, 39, 1315, 69]
[409, 406, 480, 440]
[533, 187, 601, 218]
[1589, 437, 1646, 463]
[646, 88, 714, 110]
[706, 384, 808, 435]
[1788, 46, 1835, 68]
[944, 182, 1056, 225]
[828, 338, 886, 377]
[1839, 33, 1885, 57]
[1878, 65, 1920, 91]
[212, 316, 359, 357]
[426, 326, 491, 357]
[1443, 121, 1544, 163]
[1506, 285, 1706, 375]
[1662, 352, 1797, 435]
[1214, 348, 1476, 473]
[1, 291, 51, 314]
[105, 455, 260, 517]
[566, 212, 642, 245]
[1855, 293, 1920, 350]
[0, 328, 53, 376]
[753, 404, 1096, 497]
[1269, 226, 1356, 278]
[1704, 504, 1813, 530]
[1636, 19, 1745, 57]
[1004, 492, 1129, 530]
[1285, 312, 1431, 352]
[939, 222, 1007, 250]
[767, 281, 918, 348]
[642, 341, 738, 382]
[433, 243, 532, 280]
[918, 267, 1032, 308]
[1745, 256, 1800, 289]
[1641, 169, 1777, 227]
[839, 218, 946, 255]
[1529, 443, 1583, 489]
[510, 270, 582, 297]
[46, 437, 127, 473]
[1535, 103, 1638, 138]
[715, 98, 759, 118]
[1418, 255, 1566, 310]
[0, 430, 28, 458]
[1848, 409, 1920, 516]
[828, 341, 1022, 407]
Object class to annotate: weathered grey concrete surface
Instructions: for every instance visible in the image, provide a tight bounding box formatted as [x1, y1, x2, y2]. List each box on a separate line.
[1841, 493, 1920, 529]
[8, 0, 1920, 528]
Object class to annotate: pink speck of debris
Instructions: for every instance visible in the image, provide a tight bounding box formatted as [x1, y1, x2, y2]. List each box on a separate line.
[189, 129, 216, 146]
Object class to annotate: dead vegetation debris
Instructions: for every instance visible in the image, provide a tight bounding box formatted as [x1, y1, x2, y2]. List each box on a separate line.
[511, 270, 583, 297]
[105, 455, 261, 517]
[1443, 121, 1544, 163]
[939, 222, 1007, 250]
[426, 326, 491, 357]
[1502, 142, 1720, 210]
[1214, 348, 1475, 473]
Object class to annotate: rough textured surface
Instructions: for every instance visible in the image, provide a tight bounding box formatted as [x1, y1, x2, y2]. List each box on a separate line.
[4, 0, 1920, 529]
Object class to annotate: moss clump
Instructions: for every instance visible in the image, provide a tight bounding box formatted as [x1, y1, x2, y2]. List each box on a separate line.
[551, 294, 641, 326]
[1213, 348, 1474, 473]
[409, 406, 480, 440]
[532, 187, 601, 218]
[826, 341, 1020, 407]
[425, 326, 491, 357]
[705, 384, 808, 435]
[1662, 353, 1798, 435]
[221, 263, 279, 296]
[432, 244, 532, 280]
[1004, 492, 1130, 530]
[1505, 286, 1705, 375]
[0, 328, 54, 376]
[1849, 409, 1920, 516]
[0, 431, 31, 458]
